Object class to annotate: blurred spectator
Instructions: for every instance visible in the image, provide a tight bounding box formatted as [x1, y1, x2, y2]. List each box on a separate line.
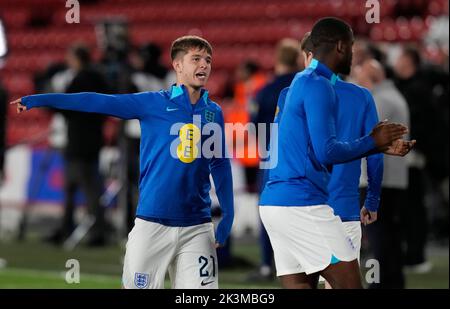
[228, 60, 267, 193]
[355, 59, 410, 288]
[219, 60, 267, 268]
[130, 43, 176, 92]
[98, 20, 134, 94]
[45, 44, 110, 246]
[0, 77, 5, 267]
[0, 80, 6, 183]
[121, 42, 175, 233]
[352, 38, 374, 68]
[425, 0, 449, 52]
[247, 38, 301, 282]
[35, 63, 68, 94]
[351, 39, 394, 80]
[394, 46, 438, 269]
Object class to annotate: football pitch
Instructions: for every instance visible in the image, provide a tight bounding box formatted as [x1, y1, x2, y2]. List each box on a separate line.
[0, 238, 448, 289]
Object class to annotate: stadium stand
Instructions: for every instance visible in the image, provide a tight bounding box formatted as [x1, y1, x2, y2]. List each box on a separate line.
[0, 0, 447, 146]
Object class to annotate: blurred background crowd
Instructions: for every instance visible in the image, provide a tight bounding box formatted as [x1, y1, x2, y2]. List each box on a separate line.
[0, 0, 448, 288]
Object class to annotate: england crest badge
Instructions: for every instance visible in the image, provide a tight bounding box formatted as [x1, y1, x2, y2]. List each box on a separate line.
[134, 272, 149, 289]
[205, 110, 215, 123]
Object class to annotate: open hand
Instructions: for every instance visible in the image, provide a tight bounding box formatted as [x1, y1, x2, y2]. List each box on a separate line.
[370, 120, 408, 150]
[10, 98, 27, 113]
[384, 139, 416, 157]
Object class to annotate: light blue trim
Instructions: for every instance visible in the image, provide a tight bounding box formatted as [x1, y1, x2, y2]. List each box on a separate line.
[309, 58, 319, 69]
[330, 254, 341, 265]
[330, 74, 338, 85]
[170, 85, 184, 100]
[202, 90, 209, 105]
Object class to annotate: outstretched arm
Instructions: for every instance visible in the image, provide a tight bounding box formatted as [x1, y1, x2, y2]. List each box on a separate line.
[11, 92, 152, 120]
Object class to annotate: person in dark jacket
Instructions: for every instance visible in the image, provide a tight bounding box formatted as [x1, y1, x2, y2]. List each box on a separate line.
[46, 44, 110, 246]
[0, 81, 6, 183]
[393, 46, 436, 271]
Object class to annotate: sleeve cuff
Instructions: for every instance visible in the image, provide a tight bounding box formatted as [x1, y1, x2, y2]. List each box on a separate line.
[363, 134, 377, 153]
[365, 198, 380, 212]
[21, 96, 34, 109]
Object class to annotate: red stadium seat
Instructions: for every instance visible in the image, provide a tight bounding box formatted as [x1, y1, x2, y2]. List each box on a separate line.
[0, 9, 31, 29]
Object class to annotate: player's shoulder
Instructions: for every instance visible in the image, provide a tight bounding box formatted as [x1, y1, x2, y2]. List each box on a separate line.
[291, 68, 333, 92]
[278, 87, 290, 102]
[304, 70, 334, 94]
[336, 79, 372, 101]
[276, 87, 290, 116]
[157, 88, 174, 101]
[206, 100, 223, 113]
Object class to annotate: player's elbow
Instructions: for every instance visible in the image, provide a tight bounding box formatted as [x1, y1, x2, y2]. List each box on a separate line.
[316, 151, 333, 166]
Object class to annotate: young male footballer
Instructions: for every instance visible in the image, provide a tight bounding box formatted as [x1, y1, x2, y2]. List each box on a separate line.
[12, 36, 234, 289]
[259, 18, 414, 289]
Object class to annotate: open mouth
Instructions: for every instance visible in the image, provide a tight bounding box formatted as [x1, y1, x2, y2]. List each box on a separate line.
[195, 72, 207, 80]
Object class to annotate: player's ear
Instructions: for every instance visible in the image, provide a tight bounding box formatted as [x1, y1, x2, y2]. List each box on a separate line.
[172, 58, 182, 73]
[336, 40, 345, 55]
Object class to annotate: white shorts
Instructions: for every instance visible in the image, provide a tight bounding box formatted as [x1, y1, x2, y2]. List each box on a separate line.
[342, 221, 362, 262]
[319, 221, 362, 283]
[260, 205, 358, 276]
[122, 218, 218, 289]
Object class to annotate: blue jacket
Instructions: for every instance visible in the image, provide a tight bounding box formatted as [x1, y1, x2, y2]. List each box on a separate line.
[260, 59, 376, 207]
[22, 85, 234, 245]
[327, 79, 383, 221]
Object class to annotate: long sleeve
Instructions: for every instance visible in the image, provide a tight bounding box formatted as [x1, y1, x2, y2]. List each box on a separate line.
[304, 78, 376, 165]
[22, 92, 152, 120]
[363, 89, 383, 212]
[210, 110, 234, 245]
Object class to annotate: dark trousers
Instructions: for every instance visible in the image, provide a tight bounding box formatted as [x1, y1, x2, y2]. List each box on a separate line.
[402, 167, 427, 265]
[62, 159, 104, 238]
[123, 137, 140, 233]
[364, 187, 406, 289]
[259, 222, 273, 267]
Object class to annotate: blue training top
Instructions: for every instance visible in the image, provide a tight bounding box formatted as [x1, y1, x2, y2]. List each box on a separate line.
[22, 85, 234, 245]
[259, 59, 377, 207]
[327, 79, 383, 221]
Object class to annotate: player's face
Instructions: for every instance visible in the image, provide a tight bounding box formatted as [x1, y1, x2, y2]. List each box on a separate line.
[174, 48, 212, 89]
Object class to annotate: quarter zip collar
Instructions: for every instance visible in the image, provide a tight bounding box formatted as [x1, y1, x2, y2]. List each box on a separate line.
[308, 59, 339, 86]
[169, 84, 209, 110]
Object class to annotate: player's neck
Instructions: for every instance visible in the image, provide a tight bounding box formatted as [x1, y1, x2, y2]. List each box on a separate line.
[178, 83, 201, 104]
[314, 55, 339, 74]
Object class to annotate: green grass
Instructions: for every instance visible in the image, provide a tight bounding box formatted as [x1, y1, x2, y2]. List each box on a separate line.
[0, 239, 447, 289]
[0, 268, 120, 289]
[406, 256, 449, 289]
